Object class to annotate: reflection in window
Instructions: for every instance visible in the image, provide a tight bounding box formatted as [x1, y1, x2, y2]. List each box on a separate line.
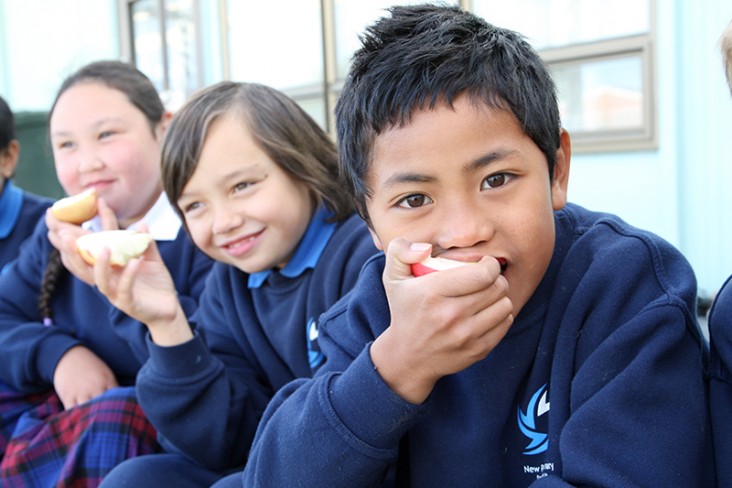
[130, 0, 199, 109]
[553, 55, 644, 134]
[472, 0, 649, 49]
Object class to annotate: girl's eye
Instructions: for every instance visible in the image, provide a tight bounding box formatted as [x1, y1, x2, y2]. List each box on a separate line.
[397, 193, 433, 209]
[99, 130, 115, 139]
[182, 201, 202, 214]
[56, 140, 74, 150]
[482, 173, 510, 190]
[233, 181, 252, 192]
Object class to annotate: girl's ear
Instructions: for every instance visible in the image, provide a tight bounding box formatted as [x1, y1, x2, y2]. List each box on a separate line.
[155, 111, 174, 140]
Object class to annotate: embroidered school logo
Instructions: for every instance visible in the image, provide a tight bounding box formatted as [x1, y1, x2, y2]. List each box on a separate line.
[517, 384, 550, 455]
[306, 318, 324, 369]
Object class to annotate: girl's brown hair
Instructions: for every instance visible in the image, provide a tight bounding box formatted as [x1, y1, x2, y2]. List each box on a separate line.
[162, 81, 353, 224]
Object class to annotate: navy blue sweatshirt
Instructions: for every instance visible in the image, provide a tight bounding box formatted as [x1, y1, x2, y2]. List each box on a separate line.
[708, 273, 732, 487]
[135, 211, 379, 472]
[0, 181, 52, 272]
[242, 203, 713, 487]
[0, 197, 213, 390]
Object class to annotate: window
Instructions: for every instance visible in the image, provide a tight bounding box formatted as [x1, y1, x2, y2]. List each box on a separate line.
[123, 0, 203, 109]
[121, 0, 654, 152]
[471, 0, 655, 152]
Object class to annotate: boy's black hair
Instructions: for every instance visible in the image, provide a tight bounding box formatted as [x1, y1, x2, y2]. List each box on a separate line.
[335, 3, 562, 222]
[0, 95, 15, 151]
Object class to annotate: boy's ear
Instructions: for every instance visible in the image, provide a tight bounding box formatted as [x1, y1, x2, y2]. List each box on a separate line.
[550, 129, 571, 210]
[368, 227, 384, 251]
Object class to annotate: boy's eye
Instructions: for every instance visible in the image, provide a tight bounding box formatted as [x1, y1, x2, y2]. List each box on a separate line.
[397, 193, 433, 209]
[482, 173, 510, 189]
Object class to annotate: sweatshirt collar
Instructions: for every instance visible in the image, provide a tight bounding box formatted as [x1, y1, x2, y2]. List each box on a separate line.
[85, 192, 181, 241]
[0, 181, 23, 239]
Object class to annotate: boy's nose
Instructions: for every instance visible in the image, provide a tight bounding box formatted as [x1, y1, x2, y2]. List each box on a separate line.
[435, 201, 493, 249]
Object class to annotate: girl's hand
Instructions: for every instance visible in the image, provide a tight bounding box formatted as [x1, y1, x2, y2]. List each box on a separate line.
[46, 197, 120, 286]
[369, 238, 514, 404]
[53, 345, 118, 409]
[92, 223, 194, 346]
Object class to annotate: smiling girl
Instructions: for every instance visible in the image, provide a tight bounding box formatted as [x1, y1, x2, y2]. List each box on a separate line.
[0, 60, 213, 487]
[92, 81, 379, 487]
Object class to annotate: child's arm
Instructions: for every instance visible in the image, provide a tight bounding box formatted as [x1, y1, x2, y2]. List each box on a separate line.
[92, 230, 194, 346]
[243, 240, 513, 486]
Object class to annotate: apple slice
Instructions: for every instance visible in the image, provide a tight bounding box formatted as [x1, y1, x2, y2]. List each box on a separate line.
[411, 256, 468, 277]
[51, 188, 97, 224]
[76, 230, 152, 266]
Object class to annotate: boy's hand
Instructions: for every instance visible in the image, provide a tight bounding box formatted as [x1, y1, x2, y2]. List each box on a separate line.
[370, 238, 513, 404]
[53, 345, 118, 409]
[91, 223, 193, 346]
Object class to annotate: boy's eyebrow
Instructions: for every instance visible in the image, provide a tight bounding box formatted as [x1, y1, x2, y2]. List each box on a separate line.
[466, 149, 516, 174]
[381, 148, 516, 189]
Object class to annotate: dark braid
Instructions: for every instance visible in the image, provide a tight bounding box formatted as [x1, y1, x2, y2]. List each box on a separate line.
[39, 60, 164, 325]
[38, 249, 65, 326]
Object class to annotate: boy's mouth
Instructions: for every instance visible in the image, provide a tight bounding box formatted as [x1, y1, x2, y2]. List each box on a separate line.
[497, 257, 507, 274]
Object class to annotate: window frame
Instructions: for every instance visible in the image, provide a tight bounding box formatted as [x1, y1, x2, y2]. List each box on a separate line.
[541, 33, 657, 153]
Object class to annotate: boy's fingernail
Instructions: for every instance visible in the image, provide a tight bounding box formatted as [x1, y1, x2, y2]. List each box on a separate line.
[410, 243, 431, 251]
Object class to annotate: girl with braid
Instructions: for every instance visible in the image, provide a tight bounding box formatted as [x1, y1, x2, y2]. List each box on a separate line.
[0, 60, 213, 487]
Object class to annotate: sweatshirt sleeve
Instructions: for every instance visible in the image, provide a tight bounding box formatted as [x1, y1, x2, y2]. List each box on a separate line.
[136, 265, 273, 471]
[0, 221, 83, 391]
[107, 231, 213, 363]
[243, 257, 426, 487]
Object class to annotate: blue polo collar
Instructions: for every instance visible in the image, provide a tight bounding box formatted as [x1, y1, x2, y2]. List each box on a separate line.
[248, 206, 336, 288]
[0, 181, 23, 239]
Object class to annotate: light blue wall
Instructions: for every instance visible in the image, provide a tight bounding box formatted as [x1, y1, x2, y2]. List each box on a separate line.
[548, 1, 732, 297]
[1, 0, 731, 295]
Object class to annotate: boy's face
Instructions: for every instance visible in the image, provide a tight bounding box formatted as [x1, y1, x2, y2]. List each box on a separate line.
[365, 96, 570, 318]
[178, 114, 313, 273]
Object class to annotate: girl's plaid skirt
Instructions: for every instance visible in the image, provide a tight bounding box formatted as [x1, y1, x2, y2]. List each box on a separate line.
[0, 382, 160, 487]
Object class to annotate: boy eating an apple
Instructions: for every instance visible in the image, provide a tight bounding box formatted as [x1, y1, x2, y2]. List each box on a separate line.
[239, 4, 714, 487]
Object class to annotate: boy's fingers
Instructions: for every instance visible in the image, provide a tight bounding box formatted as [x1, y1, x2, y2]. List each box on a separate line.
[383, 238, 432, 280]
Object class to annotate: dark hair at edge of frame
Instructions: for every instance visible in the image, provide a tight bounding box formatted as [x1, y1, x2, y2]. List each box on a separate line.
[0, 95, 15, 151]
[335, 3, 561, 223]
[162, 81, 352, 225]
[39, 60, 165, 325]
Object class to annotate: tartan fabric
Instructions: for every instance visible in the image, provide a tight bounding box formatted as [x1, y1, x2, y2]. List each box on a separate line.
[0, 383, 160, 487]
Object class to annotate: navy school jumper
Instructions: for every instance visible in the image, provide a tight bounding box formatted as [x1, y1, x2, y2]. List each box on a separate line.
[709, 273, 732, 488]
[242, 203, 714, 488]
[0, 181, 53, 272]
[129, 209, 380, 475]
[0, 195, 214, 390]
